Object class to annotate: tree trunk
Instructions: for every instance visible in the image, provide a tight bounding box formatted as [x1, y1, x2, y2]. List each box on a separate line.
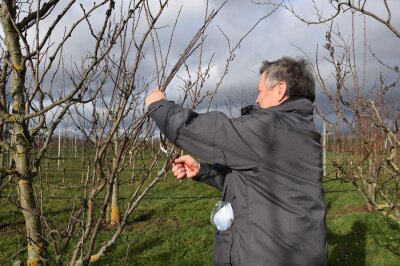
[110, 175, 120, 225]
[110, 120, 120, 225]
[1, 2, 45, 265]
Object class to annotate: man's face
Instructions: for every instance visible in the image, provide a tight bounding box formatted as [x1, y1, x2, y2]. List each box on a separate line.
[256, 73, 283, 109]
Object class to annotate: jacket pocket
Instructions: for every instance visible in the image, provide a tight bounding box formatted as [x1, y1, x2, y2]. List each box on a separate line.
[212, 229, 233, 266]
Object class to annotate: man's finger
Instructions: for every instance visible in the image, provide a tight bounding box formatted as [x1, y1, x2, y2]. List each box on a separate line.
[172, 166, 182, 174]
[174, 156, 187, 164]
[175, 155, 193, 164]
[172, 164, 181, 172]
[176, 172, 186, 179]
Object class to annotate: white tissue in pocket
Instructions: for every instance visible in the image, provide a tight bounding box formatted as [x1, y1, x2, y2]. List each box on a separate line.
[211, 201, 234, 231]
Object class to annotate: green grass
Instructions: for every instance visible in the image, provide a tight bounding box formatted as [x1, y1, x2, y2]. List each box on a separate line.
[1, 151, 400, 265]
[327, 212, 400, 265]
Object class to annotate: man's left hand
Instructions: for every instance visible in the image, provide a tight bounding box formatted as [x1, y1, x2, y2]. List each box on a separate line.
[145, 88, 166, 107]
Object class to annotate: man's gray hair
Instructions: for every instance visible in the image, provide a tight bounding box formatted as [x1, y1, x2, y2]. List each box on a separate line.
[259, 57, 315, 102]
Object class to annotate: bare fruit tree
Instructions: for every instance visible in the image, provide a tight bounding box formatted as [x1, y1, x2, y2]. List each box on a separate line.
[0, 0, 132, 264]
[67, 1, 278, 264]
[1, 0, 278, 265]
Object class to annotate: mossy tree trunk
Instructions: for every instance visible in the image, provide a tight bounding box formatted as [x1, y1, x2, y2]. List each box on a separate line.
[0, 2, 45, 265]
[0, 52, 8, 197]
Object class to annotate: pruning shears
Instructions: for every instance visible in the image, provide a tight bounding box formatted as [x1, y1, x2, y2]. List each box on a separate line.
[159, 133, 194, 172]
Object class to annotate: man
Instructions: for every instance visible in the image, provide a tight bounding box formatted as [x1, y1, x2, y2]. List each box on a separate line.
[145, 57, 327, 266]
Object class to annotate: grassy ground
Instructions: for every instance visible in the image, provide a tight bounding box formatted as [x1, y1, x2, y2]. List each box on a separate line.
[1, 153, 399, 265]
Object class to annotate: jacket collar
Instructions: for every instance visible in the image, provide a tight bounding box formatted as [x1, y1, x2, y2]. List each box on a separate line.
[241, 97, 314, 116]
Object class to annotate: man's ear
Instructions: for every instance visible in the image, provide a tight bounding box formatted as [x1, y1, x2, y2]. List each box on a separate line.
[277, 81, 287, 102]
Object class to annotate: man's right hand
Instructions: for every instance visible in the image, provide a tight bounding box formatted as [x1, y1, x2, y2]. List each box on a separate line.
[172, 155, 200, 179]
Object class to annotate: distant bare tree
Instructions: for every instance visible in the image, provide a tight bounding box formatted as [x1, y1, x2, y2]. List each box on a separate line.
[316, 19, 399, 219]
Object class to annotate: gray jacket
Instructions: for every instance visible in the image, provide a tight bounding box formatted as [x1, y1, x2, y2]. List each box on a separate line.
[149, 97, 327, 266]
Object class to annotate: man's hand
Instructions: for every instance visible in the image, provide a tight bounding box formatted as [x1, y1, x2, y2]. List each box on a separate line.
[172, 155, 200, 180]
[145, 88, 166, 107]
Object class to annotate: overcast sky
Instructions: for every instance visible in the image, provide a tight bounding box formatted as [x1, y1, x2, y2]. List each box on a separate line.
[3, 0, 399, 132]
[147, 0, 400, 127]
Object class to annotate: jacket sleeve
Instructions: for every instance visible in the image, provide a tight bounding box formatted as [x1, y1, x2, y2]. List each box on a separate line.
[193, 163, 229, 191]
[148, 100, 261, 170]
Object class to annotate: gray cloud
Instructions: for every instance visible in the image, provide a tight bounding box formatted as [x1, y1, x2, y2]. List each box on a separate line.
[3, 0, 398, 133]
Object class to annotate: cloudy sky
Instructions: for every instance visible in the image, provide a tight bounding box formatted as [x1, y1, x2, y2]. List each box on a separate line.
[146, 0, 400, 126]
[4, 0, 400, 132]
